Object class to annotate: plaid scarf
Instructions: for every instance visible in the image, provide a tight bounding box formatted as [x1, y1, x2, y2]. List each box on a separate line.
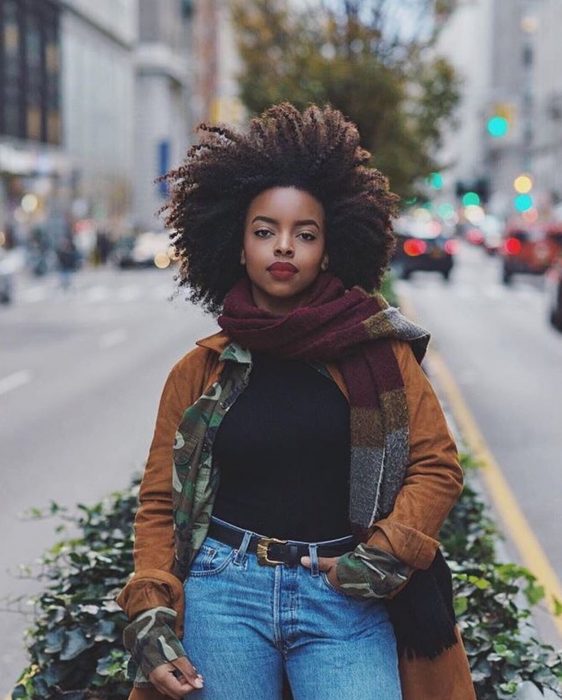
[218, 271, 430, 540]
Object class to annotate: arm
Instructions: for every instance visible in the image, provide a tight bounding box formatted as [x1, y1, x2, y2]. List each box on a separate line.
[335, 340, 464, 598]
[116, 347, 210, 683]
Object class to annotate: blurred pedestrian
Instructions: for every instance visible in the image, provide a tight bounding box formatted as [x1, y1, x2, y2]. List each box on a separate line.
[55, 235, 79, 292]
[117, 103, 475, 700]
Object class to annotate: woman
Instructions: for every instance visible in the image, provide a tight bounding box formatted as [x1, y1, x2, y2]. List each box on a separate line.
[117, 102, 476, 700]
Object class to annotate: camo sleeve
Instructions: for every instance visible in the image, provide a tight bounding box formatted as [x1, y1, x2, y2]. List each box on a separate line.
[335, 544, 413, 599]
[122, 606, 186, 686]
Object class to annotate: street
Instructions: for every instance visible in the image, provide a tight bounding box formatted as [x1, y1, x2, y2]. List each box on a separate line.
[0, 266, 217, 695]
[1, 247, 562, 694]
[396, 241, 562, 582]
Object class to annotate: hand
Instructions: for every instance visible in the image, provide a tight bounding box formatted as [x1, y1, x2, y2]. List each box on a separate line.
[149, 656, 204, 698]
[300, 555, 342, 590]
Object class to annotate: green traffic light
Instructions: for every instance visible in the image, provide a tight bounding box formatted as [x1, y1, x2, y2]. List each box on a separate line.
[514, 194, 533, 212]
[487, 116, 509, 137]
[429, 172, 443, 189]
[462, 192, 480, 207]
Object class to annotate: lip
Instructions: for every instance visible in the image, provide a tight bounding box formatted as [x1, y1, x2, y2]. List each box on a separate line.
[267, 262, 299, 272]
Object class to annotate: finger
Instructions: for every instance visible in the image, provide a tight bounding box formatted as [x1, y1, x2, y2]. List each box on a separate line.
[172, 656, 204, 688]
[150, 662, 201, 699]
[300, 555, 338, 571]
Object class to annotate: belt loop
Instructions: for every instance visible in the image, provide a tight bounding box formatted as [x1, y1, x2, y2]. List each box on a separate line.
[233, 530, 253, 566]
[308, 543, 320, 577]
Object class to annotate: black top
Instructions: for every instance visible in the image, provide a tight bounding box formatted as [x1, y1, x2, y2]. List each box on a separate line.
[212, 351, 352, 541]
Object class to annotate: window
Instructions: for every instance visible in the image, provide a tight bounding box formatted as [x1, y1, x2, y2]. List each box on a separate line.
[0, 0, 60, 143]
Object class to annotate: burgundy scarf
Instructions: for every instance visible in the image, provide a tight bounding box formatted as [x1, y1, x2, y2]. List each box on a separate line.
[218, 271, 431, 541]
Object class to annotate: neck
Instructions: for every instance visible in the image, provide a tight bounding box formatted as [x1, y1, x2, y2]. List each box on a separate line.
[250, 283, 314, 316]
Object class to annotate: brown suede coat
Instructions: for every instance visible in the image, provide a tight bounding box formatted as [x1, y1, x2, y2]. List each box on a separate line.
[118, 330, 476, 700]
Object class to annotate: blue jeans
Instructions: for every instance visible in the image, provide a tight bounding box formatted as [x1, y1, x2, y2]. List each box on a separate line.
[182, 517, 402, 699]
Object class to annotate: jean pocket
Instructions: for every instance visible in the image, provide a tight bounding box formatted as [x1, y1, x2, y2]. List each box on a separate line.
[320, 570, 349, 596]
[189, 541, 235, 577]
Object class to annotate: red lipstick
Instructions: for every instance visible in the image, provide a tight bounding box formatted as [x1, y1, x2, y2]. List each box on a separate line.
[267, 261, 298, 280]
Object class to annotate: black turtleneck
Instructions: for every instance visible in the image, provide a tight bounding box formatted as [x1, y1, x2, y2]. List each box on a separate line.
[211, 351, 352, 541]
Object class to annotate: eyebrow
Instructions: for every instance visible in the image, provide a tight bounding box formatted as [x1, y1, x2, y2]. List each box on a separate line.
[251, 215, 320, 229]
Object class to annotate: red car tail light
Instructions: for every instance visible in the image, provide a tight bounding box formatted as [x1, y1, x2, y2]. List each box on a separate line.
[403, 239, 427, 256]
[504, 237, 522, 255]
[444, 239, 458, 255]
[467, 228, 484, 244]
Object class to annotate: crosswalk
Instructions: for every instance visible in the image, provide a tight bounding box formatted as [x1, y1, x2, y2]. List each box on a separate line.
[13, 277, 178, 307]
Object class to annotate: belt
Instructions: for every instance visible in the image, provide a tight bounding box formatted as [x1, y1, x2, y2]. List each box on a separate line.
[208, 519, 355, 567]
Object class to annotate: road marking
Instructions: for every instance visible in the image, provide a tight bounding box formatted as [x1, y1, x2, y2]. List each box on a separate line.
[399, 293, 562, 635]
[20, 286, 47, 303]
[0, 370, 32, 396]
[98, 329, 128, 349]
[116, 284, 142, 302]
[85, 285, 110, 303]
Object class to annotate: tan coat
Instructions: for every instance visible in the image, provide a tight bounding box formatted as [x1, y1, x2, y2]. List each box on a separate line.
[118, 331, 476, 700]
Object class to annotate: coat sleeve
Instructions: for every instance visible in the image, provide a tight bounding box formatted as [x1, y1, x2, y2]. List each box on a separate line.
[366, 340, 463, 568]
[116, 346, 209, 638]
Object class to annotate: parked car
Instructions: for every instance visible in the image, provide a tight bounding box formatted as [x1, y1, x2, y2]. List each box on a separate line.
[391, 217, 457, 281]
[546, 257, 562, 331]
[500, 221, 562, 284]
[112, 232, 178, 269]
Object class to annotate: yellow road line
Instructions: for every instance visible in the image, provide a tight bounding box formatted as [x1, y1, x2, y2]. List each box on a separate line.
[399, 293, 562, 636]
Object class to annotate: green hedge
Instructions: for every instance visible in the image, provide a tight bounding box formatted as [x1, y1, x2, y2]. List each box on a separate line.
[10, 453, 562, 699]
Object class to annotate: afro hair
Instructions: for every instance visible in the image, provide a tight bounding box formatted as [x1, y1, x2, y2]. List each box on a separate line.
[160, 101, 400, 315]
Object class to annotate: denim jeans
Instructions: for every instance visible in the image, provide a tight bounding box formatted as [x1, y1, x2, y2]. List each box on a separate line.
[182, 517, 402, 699]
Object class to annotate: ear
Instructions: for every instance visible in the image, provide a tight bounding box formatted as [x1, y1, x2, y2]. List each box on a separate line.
[240, 249, 246, 265]
[321, 255, 329, 271]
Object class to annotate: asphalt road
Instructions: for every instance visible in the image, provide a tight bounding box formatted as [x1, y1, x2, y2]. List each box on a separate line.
[0, 265, 217, 695]
[395, 241, 562, 584]
[2, 251, 561, 693]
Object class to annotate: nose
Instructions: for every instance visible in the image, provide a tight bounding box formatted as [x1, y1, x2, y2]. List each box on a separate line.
[275, 233, 294, 257]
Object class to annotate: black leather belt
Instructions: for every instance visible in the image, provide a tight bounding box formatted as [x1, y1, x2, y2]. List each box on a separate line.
[208, 519, 355, 567]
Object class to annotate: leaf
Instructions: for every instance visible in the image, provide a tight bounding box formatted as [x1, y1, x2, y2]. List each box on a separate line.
[454, 596, 468, 616]
[43, 628, 65, 654]
[59, 628, 93, 660]
[524, 581, 545, 606]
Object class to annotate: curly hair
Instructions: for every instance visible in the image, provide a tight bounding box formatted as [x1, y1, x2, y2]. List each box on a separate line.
[160, 101, 400, 315]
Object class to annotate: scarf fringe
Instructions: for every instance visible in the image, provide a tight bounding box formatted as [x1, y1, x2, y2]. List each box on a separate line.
[386, 548, 458, 660]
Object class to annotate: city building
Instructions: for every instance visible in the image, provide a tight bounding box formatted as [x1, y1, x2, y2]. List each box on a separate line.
[0, 0, 137, 250]
[435, 0, 562, 220]
[133, 0, 194, 232]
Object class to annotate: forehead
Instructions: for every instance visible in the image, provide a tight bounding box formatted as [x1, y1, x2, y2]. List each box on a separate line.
[246, 187, 324, 221]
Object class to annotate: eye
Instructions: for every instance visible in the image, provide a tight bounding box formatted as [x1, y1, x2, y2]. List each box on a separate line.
[254, 229, 272, 238]
[298, 231, 317, 242]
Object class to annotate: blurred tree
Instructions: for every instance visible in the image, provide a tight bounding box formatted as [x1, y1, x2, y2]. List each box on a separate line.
[231, 0, 461, 202]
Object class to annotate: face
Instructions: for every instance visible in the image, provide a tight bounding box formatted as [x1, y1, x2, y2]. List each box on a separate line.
[241, 187, 328, 315]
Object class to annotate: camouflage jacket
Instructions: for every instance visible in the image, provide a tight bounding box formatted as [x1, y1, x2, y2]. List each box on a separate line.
[123, 340, 415, 685]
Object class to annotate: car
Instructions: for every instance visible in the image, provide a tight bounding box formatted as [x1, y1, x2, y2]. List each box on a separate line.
[112, 232, 178, 269]
[500, 220, 562, 284]
[391, 217, 457, 281]
[546, 256, 562, 331]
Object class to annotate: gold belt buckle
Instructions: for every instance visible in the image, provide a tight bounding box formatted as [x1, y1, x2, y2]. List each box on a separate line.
[256, 537, 288, 566]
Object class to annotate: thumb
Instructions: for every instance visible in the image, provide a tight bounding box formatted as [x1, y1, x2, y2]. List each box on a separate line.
[300, 555, 311, 567]
[172, 657, 204, 688]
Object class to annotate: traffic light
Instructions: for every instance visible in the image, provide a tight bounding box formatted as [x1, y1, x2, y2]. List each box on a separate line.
[455, 177, 490, 205]
[487, 103, 515, 138]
